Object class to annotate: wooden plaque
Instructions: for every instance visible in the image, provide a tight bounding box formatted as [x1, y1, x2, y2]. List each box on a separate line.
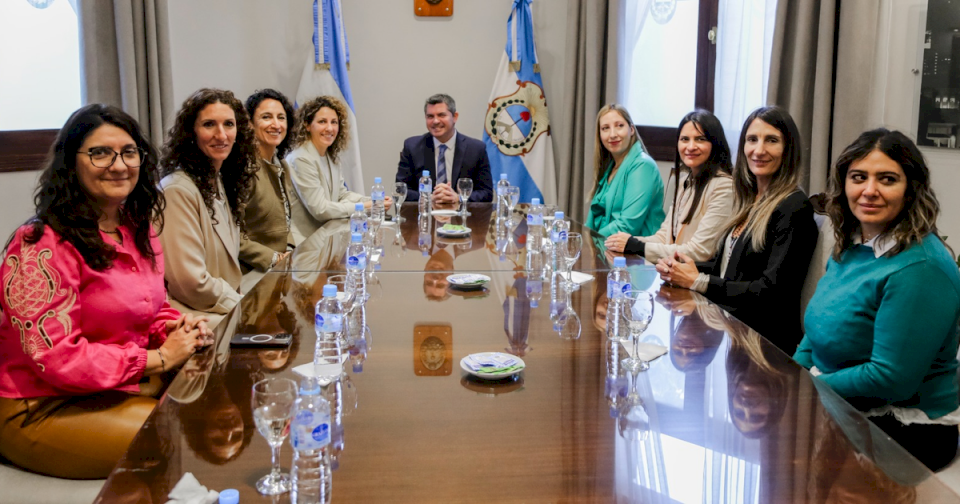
[414, 0, 453, 17]
[413, 324, 453, 376]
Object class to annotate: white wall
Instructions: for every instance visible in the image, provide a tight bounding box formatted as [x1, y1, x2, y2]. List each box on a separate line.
[0, 171, 41, 241]
[166, 0, 568, 194]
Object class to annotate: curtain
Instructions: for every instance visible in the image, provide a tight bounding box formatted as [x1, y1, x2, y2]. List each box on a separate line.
[77, 0, 173, 145]
[767, 0, 883, 194]
[557, 0, 618, 222]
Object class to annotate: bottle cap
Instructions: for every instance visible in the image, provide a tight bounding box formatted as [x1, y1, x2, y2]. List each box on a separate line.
[351, 232, 362, 243]
[532, 198, 540, 205]
[500, 173, 508, 180]
[530, 299, 539, 308]
[374, 177, 382, 183]
[614, 256, 626, 267]
[355, 203, 363, 211]
[323, 284, 338, 298]
[422, 170, 429, 177]
[219, 489, 239, 504]
[555, 211, 564, 220]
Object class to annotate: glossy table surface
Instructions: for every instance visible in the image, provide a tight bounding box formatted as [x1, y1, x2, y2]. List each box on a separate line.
[95, 205, 960, 503]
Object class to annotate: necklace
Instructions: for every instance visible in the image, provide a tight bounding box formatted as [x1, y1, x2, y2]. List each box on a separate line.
[99, 227, 120, 234]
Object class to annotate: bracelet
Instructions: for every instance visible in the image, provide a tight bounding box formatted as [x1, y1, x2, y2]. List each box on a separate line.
[156, 348, 166, 372]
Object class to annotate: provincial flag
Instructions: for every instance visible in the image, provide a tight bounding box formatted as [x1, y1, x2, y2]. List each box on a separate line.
[294, 0, 364, 192]
[482, 0, 557, 205]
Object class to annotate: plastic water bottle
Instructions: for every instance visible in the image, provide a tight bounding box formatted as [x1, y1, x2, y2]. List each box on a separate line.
[525, 250, 544, 308]
[550, 211, 568, 274]
[608, 256, 632, 301]
[314, 284, 344, 384]
[418, 214, 432, 256]
[495, 173, 509, 220]
[346, 233, 366, 302]
[290, 376, 332, 504]
[526, 198, 544, 252]
[349, 203, 367, 236]
[418, 170, 432, 215]
[370, 177, 385, 229]
[549, 270, 567, 330]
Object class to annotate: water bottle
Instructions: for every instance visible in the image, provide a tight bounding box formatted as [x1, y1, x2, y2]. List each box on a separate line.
[526, 198, 544, 252]
[349, 203, 367, 236]
[607, 256, 632, 302]
[525, 250, 544, 308]
[495, 173, 509, 221]
[550, 211, 568, 274]
[315, 284, 344, 384]
[346, 233, 366, 302]
[418, 170, 432, 215]
[370, 177, 385, 229]
[549, 270, 567, 330]
[290, 376, 332, 504]
[417, 214, 432, 256]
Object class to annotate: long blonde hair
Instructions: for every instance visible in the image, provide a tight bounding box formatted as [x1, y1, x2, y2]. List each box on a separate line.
[591, 104, 646, 198]
[727, 106, 805, 251]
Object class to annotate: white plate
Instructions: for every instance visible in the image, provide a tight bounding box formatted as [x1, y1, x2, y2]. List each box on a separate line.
[460, 352, 526, 379]
[446, 273, 490, 290]
[542, 215, 556, 221]
[431, 209, 460, 217]
[437, 225, 471, 237]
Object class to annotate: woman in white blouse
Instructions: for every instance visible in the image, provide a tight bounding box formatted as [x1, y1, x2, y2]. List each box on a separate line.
[605, 110, 734, 262]
[285, 96, 391, 244]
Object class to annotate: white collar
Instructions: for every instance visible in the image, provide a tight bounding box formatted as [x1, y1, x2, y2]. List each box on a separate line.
[854, 231, 895, 258]
[433, 130, 457, 151]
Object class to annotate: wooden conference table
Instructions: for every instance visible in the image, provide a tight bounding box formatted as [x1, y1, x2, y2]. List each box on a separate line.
[95, 204, 960, 503]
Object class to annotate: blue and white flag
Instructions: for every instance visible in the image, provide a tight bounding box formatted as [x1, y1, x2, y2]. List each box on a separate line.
[482, 0, 557, 205]
[294, 0, 364, 192]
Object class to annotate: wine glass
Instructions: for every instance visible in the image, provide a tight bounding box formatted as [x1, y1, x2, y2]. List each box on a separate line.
[561, 232, 583, 291]
[457, 178, 473, 216]
[393, 182, 407, 223]
[620, 289, 655, 372]
[504, 186, 520, 218]
[251, 377, 298, 495]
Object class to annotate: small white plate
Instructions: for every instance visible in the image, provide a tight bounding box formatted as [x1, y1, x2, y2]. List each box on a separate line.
[460, 352, 526, 379]
[437, 225, 471, 237]
[447, 273, 490, 290]
[431, 209, 460, 217]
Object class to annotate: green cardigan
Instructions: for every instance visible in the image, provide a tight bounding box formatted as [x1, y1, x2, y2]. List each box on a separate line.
[587, 142, 665, 237]
[794, 234, 960, 419]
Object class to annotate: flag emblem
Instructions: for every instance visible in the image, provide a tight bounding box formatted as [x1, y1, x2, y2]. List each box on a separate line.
[485, 81, 550, 156]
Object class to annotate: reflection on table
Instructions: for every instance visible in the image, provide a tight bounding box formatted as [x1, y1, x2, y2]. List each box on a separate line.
[94, 218, 960, 503]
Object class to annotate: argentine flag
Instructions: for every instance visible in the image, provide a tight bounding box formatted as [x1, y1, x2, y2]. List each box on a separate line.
[294, 0, 364, 192]
[482, 0, 557, 205]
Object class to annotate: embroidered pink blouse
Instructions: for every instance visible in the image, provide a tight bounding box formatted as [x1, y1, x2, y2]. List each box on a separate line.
[0, 224, 180, 398]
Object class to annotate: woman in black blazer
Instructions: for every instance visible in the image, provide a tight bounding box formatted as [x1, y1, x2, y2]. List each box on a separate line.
[656, 107, 818, 353]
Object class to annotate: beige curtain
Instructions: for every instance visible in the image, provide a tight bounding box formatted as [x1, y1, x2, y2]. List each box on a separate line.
[77, 0, 174, 145]
[768, 0, 883, 194]
[557, 0, 618, 222]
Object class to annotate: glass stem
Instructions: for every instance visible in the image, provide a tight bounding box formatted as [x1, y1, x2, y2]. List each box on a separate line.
[632, 332, 640, 364]
[270, 444, 281, 479]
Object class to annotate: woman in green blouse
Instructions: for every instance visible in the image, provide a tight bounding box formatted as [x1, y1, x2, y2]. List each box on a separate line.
[586, 104, 665, 237]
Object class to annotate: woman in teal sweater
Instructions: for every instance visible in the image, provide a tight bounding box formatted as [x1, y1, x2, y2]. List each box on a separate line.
[587, 104, 665, 237]
[795, 128, 960, 471]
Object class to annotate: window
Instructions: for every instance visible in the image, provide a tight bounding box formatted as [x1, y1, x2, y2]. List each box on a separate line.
[0, 0, 81, 172]
[619, 0, 719, 160]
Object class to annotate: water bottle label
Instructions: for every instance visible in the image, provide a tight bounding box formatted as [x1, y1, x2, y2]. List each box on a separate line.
[351, 221, 367, 234]
[607, 279, 615, 299]
[559, 230, 568, 242]
[621, 282, 632, 295]
[526, 281, 542, 296]
[347, 253, 366, 269]
[296, 410, 314, 424]
[420, 183, 432, 193]
[497, 186, 506, 196]
[293, 418, 330, 450]
[315, 312, 342, 332]
[372, 190, 385, 201]
[551, 231, 560, 243]
[533, 215, 543, 226]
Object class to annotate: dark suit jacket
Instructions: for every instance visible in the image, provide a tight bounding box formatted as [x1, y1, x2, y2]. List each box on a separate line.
[395, 131, 493, 203]
[697, 190, 818, 353]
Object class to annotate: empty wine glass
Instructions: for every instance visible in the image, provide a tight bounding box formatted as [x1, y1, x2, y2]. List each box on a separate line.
[620, 289, 655, 372]
[504, 186, 520, 218]
[393, 182, 407, 223]
[251, 377, 298, 495]
[457, 178, 473, 216]
[561, 232, 583, 291]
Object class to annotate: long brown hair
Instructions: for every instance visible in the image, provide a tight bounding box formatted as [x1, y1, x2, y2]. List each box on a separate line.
[159, 88, 258, 229]
[671, 109, 733, 227]
[591, 104, 645, 198]
[292, 95, 350, 164]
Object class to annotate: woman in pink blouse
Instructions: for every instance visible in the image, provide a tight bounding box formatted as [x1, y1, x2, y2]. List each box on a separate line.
[0, 104, 211, 479]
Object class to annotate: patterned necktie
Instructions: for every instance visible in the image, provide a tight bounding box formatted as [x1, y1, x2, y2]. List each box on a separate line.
[437, 144, 448, 185]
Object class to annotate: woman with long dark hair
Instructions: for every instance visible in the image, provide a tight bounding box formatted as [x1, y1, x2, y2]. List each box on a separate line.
[606, 109, 734, 261]
[656, 106, 818, 353]
[0, 104, 208, 478]
[159, 88, 258, 327]
[795, 129, 960, 471]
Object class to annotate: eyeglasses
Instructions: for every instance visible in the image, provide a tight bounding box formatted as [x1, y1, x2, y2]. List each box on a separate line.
[80, 146, 144, 168]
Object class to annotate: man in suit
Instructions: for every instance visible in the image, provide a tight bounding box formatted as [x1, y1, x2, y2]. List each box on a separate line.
[396, 94, 494, 205]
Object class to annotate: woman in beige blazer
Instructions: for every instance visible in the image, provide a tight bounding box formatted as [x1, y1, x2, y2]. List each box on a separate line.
[158, 88, 258, 328]
[285, 96, 391, 244]
[240, 89, 299, 274]
[606, 110, 734, 262]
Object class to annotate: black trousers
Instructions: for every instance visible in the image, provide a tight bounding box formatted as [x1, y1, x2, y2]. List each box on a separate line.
[870, 413, 959, 472]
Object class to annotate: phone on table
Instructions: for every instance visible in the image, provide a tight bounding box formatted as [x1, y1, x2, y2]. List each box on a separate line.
[230, 332, 293, 348]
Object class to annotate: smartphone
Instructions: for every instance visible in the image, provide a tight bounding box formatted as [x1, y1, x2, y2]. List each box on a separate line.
[230, 332, 293, 348]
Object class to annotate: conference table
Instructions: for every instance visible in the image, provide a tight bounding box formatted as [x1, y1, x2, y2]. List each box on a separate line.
[94, 204, 960, 503]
